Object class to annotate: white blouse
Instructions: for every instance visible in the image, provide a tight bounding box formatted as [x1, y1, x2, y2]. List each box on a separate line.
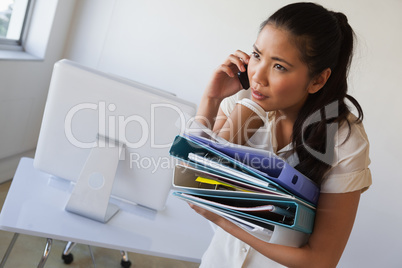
[199, 90, 372, 268]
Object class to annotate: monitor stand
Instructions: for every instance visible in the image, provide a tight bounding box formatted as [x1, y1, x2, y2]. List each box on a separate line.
[65, 135, 123, 223]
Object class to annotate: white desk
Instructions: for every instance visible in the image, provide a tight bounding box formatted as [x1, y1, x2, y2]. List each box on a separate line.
[0, 158, 214, 264]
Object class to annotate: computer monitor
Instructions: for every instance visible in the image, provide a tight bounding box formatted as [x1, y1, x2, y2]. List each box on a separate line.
[34, 59, 197, 222]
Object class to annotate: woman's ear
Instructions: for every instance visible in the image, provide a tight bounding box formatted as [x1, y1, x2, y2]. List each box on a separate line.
[308, 68, 332, 94]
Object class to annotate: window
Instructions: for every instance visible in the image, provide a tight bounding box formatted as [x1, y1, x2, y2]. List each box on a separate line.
[0, 0, 33, 50]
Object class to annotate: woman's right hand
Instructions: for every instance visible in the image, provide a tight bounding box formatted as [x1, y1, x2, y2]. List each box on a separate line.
[203, 50, 250, 102]
[195, 50, 250, 129]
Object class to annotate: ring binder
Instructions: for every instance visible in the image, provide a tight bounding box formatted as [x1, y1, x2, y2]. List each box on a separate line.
[169, 134, 319, 237]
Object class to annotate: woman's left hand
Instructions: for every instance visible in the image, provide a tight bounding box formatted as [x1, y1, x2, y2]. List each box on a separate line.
[188, 203, 227, 226]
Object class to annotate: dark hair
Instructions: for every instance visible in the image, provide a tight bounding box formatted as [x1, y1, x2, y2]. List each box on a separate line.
[261, 2, 364, 185]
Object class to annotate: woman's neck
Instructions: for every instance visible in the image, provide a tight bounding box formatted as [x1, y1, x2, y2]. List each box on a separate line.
[277, 109, 299, 124]
[274, 111, 296, 151]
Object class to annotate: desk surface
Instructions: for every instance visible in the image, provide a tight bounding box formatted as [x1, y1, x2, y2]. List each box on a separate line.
[0, 158, 214, 263]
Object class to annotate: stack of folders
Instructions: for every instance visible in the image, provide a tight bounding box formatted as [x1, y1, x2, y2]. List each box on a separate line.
[169, 131, 320, 247]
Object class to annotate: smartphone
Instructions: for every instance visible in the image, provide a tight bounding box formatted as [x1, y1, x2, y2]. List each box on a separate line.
[237, 64, 250, 89]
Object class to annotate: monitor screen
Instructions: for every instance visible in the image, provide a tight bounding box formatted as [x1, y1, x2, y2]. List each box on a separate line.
[34, 60, 197, 220]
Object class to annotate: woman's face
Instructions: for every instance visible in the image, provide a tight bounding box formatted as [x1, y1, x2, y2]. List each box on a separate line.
[248, 24, 314, 117]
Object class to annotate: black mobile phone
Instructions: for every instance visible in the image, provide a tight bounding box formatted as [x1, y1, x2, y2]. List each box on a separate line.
[237, 64, 250, 89]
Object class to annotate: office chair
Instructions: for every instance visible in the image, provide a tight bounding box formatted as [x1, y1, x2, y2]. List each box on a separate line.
[61, 241, 132, 267]
[0, 233, 131, 268]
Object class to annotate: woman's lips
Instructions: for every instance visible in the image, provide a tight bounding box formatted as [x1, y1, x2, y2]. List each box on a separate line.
[251, 88, 268, 101]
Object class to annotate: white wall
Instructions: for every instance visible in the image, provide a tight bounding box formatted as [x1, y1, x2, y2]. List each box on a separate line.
[0, 0, 76, 182]
[64, 0, 402, 266]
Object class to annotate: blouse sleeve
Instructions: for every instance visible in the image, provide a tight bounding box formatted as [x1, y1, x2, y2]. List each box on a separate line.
[320, 116, 372, 193]
[220, 90, 252, 117]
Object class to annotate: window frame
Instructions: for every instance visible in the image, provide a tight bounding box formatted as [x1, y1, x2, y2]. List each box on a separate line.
[0, 0, 35, 51]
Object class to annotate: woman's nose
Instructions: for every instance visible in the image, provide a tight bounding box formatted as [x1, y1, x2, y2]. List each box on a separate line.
[251, 66, 269, 87]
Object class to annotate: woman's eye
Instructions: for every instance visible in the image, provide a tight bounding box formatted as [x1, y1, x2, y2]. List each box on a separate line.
[251, 52, 260, 60]
[274, 64, 287, 71]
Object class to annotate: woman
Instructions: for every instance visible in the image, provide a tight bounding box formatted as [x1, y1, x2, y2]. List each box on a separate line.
[191, 2, 372, 267]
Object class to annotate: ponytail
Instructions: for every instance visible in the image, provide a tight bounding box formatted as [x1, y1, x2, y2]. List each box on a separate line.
[330, 11, 364, 123]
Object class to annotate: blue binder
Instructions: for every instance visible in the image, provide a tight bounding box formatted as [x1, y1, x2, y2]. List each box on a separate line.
[171, 134, 319, 205]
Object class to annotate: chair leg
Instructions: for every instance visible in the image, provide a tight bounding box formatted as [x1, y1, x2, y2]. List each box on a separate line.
[61, 241, 76, 264]
[120, 251, 132, 268]
[0, 233, 19, 268]
[88, 245, 96, 267]
[37, 238, 53, 268]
